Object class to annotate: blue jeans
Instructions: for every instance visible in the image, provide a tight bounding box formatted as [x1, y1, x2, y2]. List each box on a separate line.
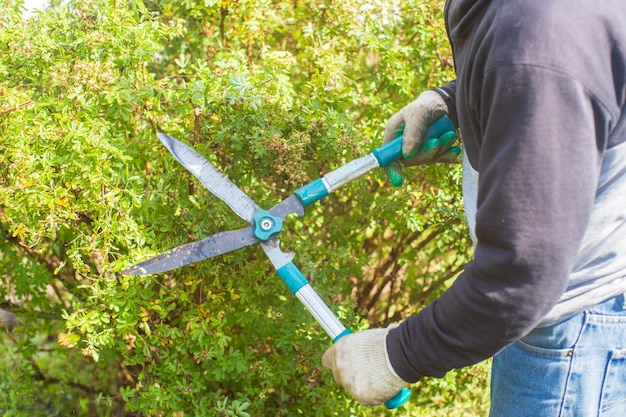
[490, 293, 626, 417]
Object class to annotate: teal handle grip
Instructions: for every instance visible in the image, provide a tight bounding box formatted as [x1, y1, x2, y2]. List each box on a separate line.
[294, 178, 329, 207]
[276, 261, 309, 294]
[372, 115, 455, 167]
[333, 330, 411, 409]
[385, 388, 412, 409]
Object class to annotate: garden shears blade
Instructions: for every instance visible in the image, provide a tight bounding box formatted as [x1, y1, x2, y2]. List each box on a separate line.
[121, 226, 257, 275]
[122, 116, 456, 409]
[121, 195, 305, 276]
[157, 132, 261, 223]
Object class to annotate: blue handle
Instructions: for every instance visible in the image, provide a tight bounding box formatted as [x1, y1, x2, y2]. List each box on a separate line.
[276, 262, 309, 294]
[333, 330, 411, 409]
[294, 178, 329, 207]
[385, 388, 412, 409]
[372, 115, 455, 167]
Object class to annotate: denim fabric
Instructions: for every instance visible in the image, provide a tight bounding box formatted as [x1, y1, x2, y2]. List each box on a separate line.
[490, 293, 626, 417]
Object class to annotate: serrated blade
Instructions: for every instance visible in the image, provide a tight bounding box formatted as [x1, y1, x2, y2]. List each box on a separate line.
[157, 132, 261, 223]
[122, 226, 258, 275]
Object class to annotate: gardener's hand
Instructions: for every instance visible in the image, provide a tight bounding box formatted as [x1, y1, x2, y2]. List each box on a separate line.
[383, 90, 460, 186]
[322, 327, 409, 407]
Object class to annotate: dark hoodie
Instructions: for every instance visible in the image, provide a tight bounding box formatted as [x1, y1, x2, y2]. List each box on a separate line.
[387, 0, 626, 383]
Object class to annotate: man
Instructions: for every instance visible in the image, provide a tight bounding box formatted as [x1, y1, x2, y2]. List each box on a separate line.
[322, 0, 626, 415]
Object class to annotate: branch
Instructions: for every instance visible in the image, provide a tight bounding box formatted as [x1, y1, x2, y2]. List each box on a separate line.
[360, 226, 437, 313]
[193, 108, 202, 146]
[386, 263, 465, 324]
[0, 100, 34, 116]
[0, 210, 81, 298]
[3, 332, 99, 395]
[412, 263, 465, 307]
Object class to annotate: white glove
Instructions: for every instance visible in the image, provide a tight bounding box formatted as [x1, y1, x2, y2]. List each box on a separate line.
[383, 90, 459, 185]
[322, 327, 409, 407]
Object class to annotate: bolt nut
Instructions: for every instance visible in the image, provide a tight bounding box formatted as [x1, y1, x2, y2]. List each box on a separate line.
[260, 218, 274, 231]
[252, 210, 283, 241]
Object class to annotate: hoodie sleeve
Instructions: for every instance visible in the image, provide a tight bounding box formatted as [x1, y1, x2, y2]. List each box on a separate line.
[386, 63, 606, 382]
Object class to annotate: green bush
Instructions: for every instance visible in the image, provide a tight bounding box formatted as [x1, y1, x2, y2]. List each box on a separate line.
[0, 0, 487, 415]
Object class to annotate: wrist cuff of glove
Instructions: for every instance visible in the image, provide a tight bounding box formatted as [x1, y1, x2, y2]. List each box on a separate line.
[431, 86, 458, 128]
[383, 330, 405, 382]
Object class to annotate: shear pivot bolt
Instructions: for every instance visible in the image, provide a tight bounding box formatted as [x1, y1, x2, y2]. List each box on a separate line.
[260, 219, 274, 231]
[252, 211, 283, 241]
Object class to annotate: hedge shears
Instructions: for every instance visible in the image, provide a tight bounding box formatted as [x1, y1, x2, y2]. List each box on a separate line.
[122, 115, 455, 409]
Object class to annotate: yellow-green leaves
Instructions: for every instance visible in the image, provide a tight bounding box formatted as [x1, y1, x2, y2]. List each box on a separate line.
[0, 1, 480, 416]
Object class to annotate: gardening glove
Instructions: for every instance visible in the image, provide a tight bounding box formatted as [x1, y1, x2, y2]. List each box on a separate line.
[383, 89, 461, 186]
[322, 326, 409, 407]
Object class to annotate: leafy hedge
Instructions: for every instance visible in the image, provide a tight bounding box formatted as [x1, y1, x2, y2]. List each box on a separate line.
[0, 0, 488, 415]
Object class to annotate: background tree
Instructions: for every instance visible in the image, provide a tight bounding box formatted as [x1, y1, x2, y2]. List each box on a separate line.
[0, 0, 488, 415]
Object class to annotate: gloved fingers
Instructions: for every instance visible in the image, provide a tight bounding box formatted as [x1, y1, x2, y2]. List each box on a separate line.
[435, 146, 462, 164]
[404, 130, 459, 166]
[436, 130, 458, 151]
[383, 113, 406, 145]
[387, 139, 458, 183]
[322, 328, 408, 407]
[322, 334, 383, 407]
[415, 137, 442, 162]
[322, 342, 337, 371]
[431, 130, 460, 163]
[382, 91, 456, 184]
[402, 139, 441, 166]
[385, 162, 404, 187]
[384, 121, 445, 184]
[402, 109, 451, 158]
[322, 344, 342, 383]
[322, 337, 353, 391]
[401, 119, 432, 159]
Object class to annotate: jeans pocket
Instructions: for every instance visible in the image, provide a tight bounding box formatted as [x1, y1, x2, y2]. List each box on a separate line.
[490, 341, 575, 417]
[516, 338, 575, 359]
[600, 347, 626, 417]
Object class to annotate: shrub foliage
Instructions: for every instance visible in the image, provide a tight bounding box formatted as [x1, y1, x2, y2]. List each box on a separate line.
[0, 0, 488, 415]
